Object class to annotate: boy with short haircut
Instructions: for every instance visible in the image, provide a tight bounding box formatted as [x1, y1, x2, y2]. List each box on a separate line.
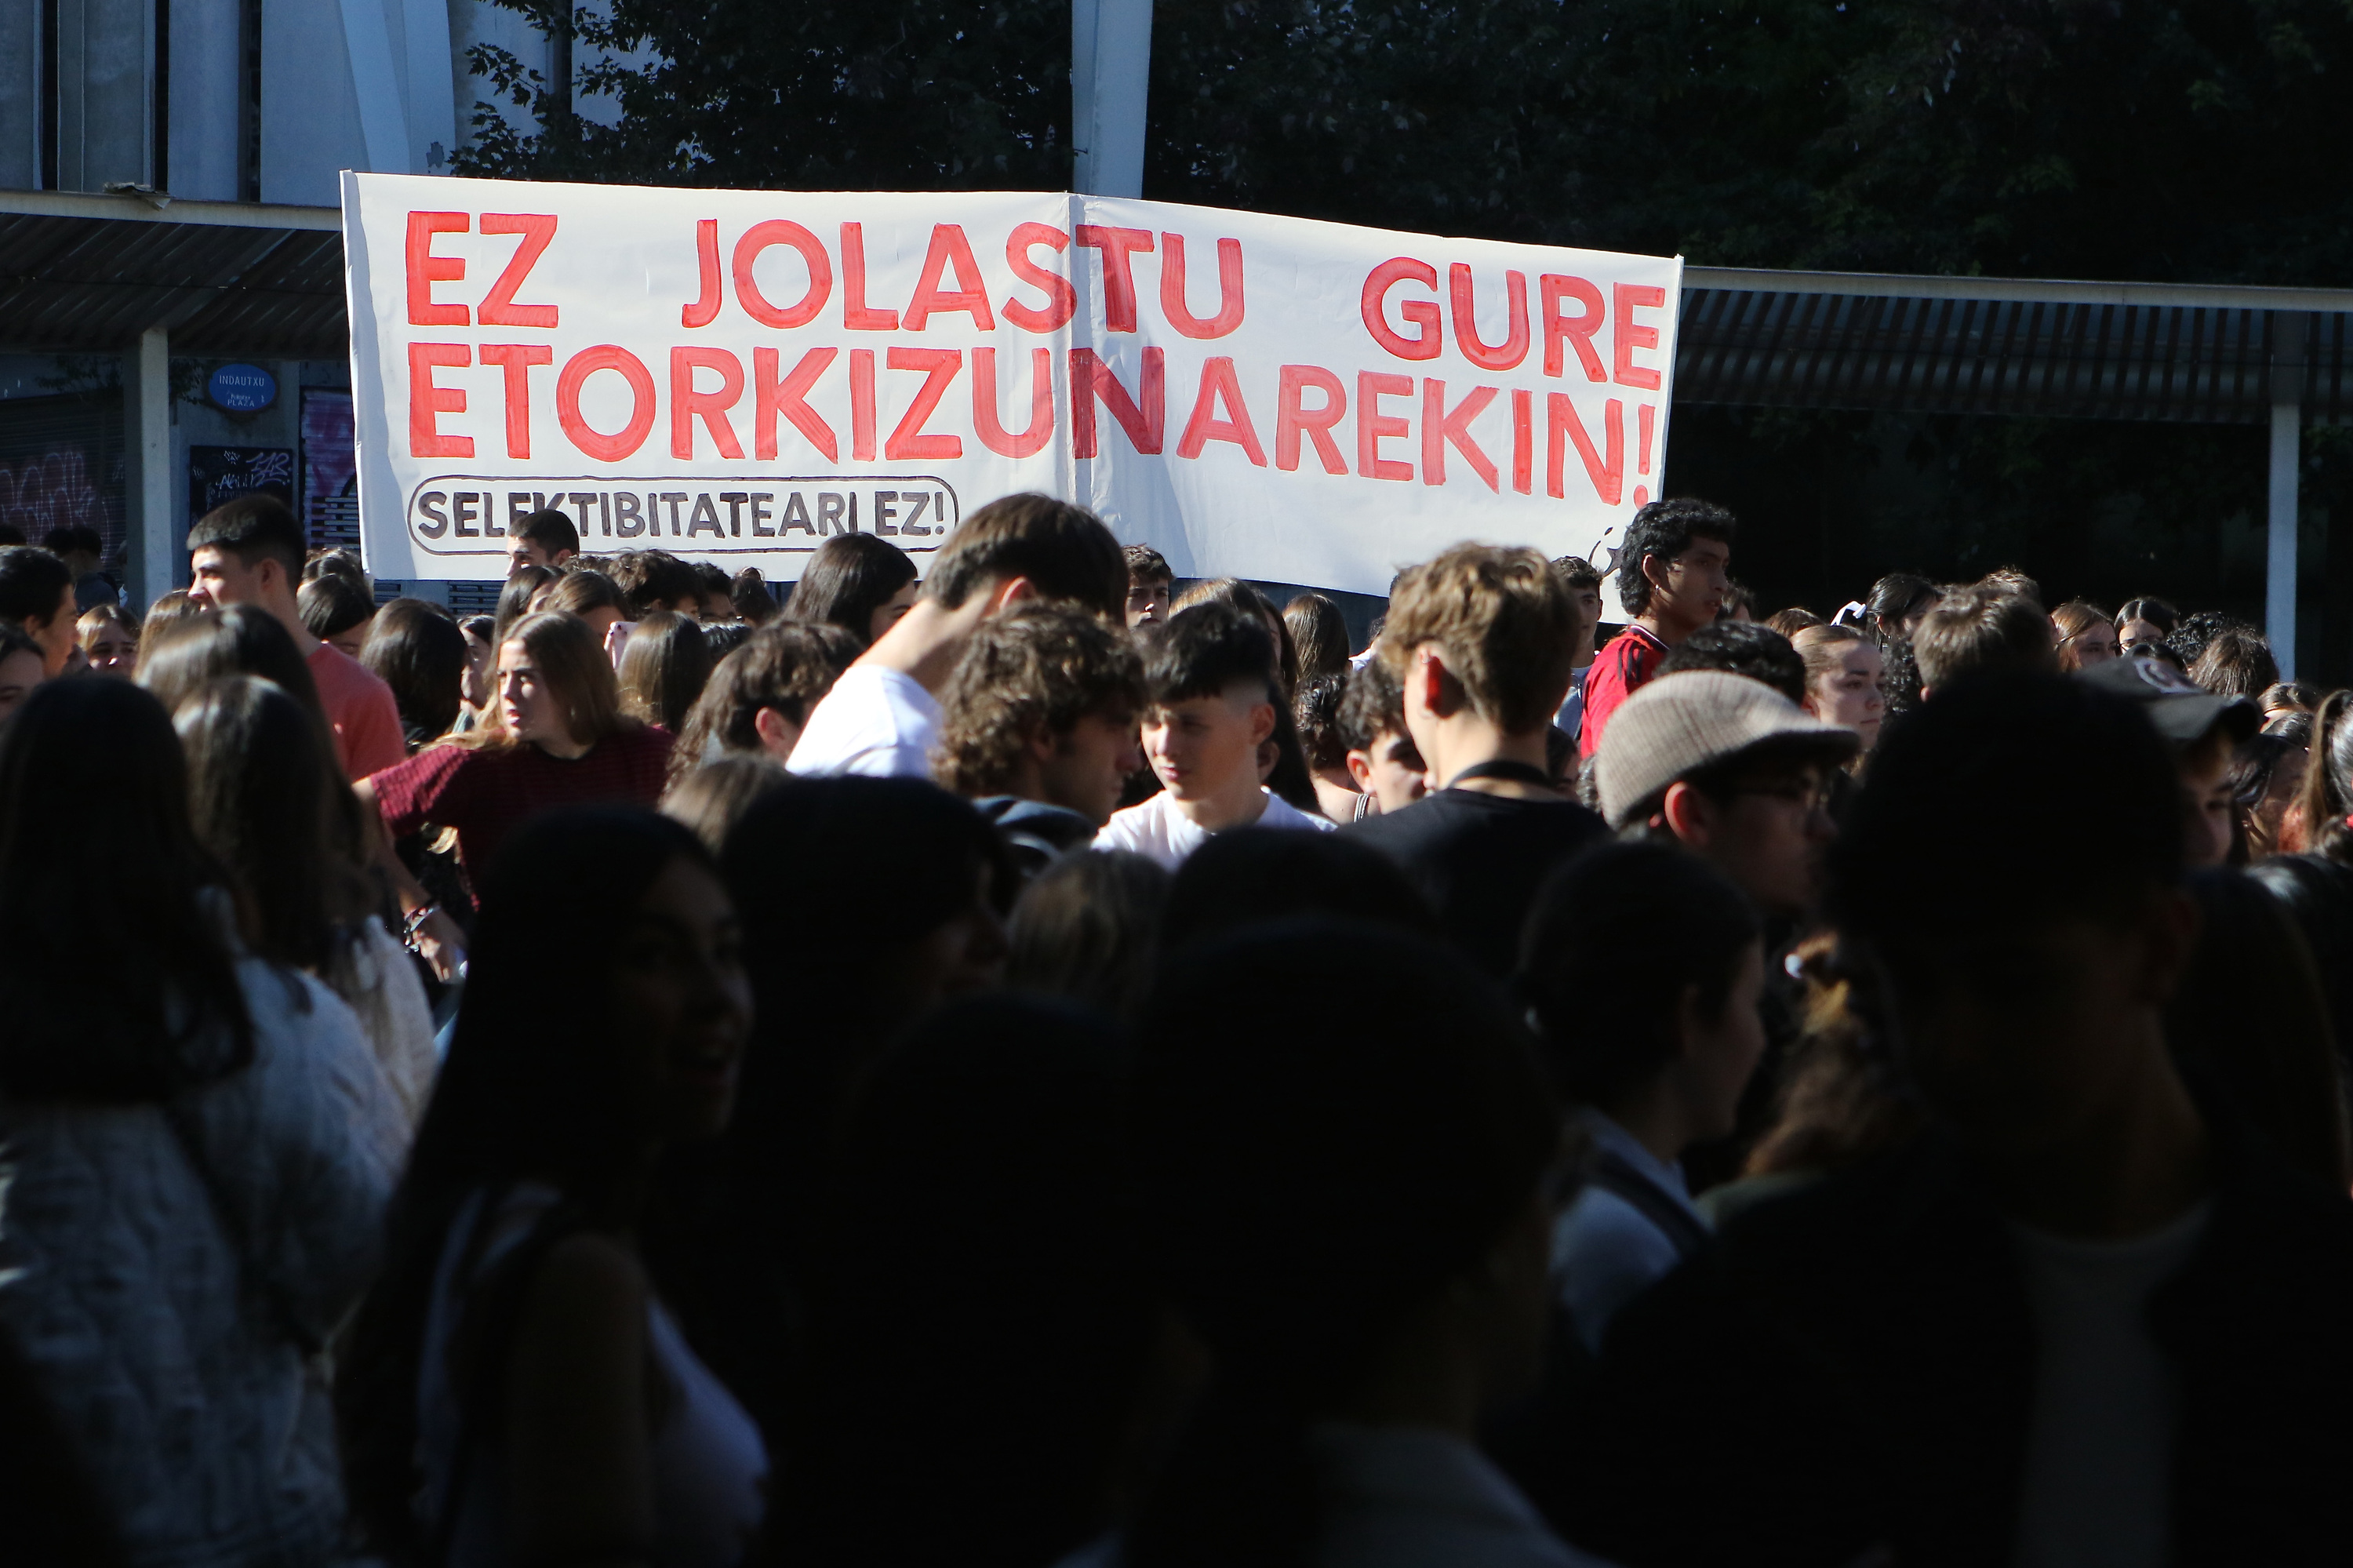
[1911, 584, 2056, 697]
[185, 494, 405, 780]
[791, 493, 1126, 780]
[1344, 542, 1605, 975]
[1122, 544, 1173, 629]
[1550, 555, 1605, 740]
[1336, 655, 1428, 816]
[935, 602, 1147, 868]
[1580, 497, 1738, 757]
[1095, 602, 1333, 868]
[508, 507, 580, 573]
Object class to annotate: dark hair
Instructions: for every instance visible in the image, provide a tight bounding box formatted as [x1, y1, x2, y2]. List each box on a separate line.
[934, 602, 1146, 797]
[40, 522, 102, 558]
[544, 567, 626, 624]
[689, 559, 733, 607]
[616, 609, 713, 733]
[176, 676, 373, 975]
[0, 545, 74, 628]
[2165, 869, 2349, 1188]
[1653, 620, 1806, 704]
[707, 778, 1013, 1432]
[1831, 674, 2181, 971]
[1518, 840, 1762, 1103]
[1123, 543, 1173, 585]
[660, 753, 791, 855]
[303, 548, 368, 588]
[187, 493, 304, 577]
[1175, 578, 1300, 697]
[1006, 849, 1171, 1020]
[1126, 920, 1558, 1568]
[296, 573, 374, 642]
[0, 678, 251, 1100]
[1911, 586, 2055, 690]
[1866, 573, 1941, 635]
[1718, 577, 1757, 620]
[1336, 657, 1409, 753]
[1617, 497, 1737, 617]
[362, 598, 468, 747]
[1293, 672, 1350, 771]
[1765, 607, 1825, 636]
[1161, 831, 1435, 952]
[609, 549, 704, 620]
[786, 532, 919, 644]
[1282, 592, 1350, 682]
[2188, 626, 2279, 700]
[700, 620, 751, 661]
[338, 808, 716, 1555]
[493, 564, 558, 649]
[1148, 601, 1279, 709]
[771, 993, 1154, 1567]
[1974, 566, 2042, 608]
[138, 604, 332, 738]
[515, 507, 580, 559]
[2165, 609, 2244, 671]
[668, 619, 861, 784]
[1551, 555, 1602, 592]
[729, 566, 778, 624]
[926, 493, 1126, 620]
[2116, 595, 2180, 636]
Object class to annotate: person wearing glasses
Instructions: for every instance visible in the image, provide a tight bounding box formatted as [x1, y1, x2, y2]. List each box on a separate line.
[1578, 498, 1740, 759]
[1594, 670, 1859, 924]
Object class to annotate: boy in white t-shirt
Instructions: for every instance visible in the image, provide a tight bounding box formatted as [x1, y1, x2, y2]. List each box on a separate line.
[788, 493, 1128, 779]
[1096, 602, 1333, 870]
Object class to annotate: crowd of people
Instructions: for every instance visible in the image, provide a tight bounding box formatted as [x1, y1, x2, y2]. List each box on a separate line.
[2, 485, 2350, 1567]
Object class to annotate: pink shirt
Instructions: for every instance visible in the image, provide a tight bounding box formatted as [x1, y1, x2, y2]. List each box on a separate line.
[307, 641, 407, 781]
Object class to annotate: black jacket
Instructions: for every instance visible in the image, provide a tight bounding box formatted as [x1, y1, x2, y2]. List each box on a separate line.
[1551, 1107, 2353, 1566]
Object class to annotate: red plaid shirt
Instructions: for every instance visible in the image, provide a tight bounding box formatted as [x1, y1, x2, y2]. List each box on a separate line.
[370, 725, 674, 891]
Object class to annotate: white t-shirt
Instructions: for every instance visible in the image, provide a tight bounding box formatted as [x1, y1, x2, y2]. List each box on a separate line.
[1093, 786, 1334, 870]
[784, 664, 941, 779]
[2010, 1200, 2212, 1568]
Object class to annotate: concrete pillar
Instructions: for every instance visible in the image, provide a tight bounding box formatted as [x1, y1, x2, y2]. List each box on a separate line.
[124, 327, 175, 609]
[1071, 0, 1151, 197]
[2268, 313, 2306, 680]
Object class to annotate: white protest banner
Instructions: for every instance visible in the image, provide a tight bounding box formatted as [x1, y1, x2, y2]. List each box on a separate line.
[342, 173, 1681, 592]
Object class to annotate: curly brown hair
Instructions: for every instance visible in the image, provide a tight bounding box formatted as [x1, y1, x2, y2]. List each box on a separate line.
[933, 602, 1145, 797]
[667, 620, 862, 784]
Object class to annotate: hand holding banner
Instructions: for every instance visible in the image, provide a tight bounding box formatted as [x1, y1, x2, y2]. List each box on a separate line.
[343, 173, 1681, 591]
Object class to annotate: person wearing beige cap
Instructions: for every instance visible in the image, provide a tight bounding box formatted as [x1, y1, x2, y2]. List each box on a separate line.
[1595, 669, 1860, 921]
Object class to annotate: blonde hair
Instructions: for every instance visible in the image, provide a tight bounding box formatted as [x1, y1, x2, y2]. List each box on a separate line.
[454, 610, 632, 752]
[1377, 544, 1576, 733]
[1790, 622, 1866, 690]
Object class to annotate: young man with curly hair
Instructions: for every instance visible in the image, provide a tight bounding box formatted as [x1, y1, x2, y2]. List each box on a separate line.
[933, 602, 1146, 871]
[1579, 498, 1737, 759]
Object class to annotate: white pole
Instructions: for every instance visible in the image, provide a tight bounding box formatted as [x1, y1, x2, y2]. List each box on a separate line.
[1071, 0, 1151, 197]
[124, 325, 173, 608]
[2267, 312, 2305, 680]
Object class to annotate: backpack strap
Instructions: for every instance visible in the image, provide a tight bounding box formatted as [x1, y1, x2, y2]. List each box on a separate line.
[1589, 1148, 1711, 1261]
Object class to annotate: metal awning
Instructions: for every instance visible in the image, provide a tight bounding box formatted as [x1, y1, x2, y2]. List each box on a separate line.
[0, 189, 345, 359]
[1676, 265, 2353, 425]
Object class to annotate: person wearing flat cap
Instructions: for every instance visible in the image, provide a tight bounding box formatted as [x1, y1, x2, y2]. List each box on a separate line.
[2077, 655, 2260, 868]
[1595, 668, 1862, 922]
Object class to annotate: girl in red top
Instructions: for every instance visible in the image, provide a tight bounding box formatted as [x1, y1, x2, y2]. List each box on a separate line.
[362, 611, 673, 939]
